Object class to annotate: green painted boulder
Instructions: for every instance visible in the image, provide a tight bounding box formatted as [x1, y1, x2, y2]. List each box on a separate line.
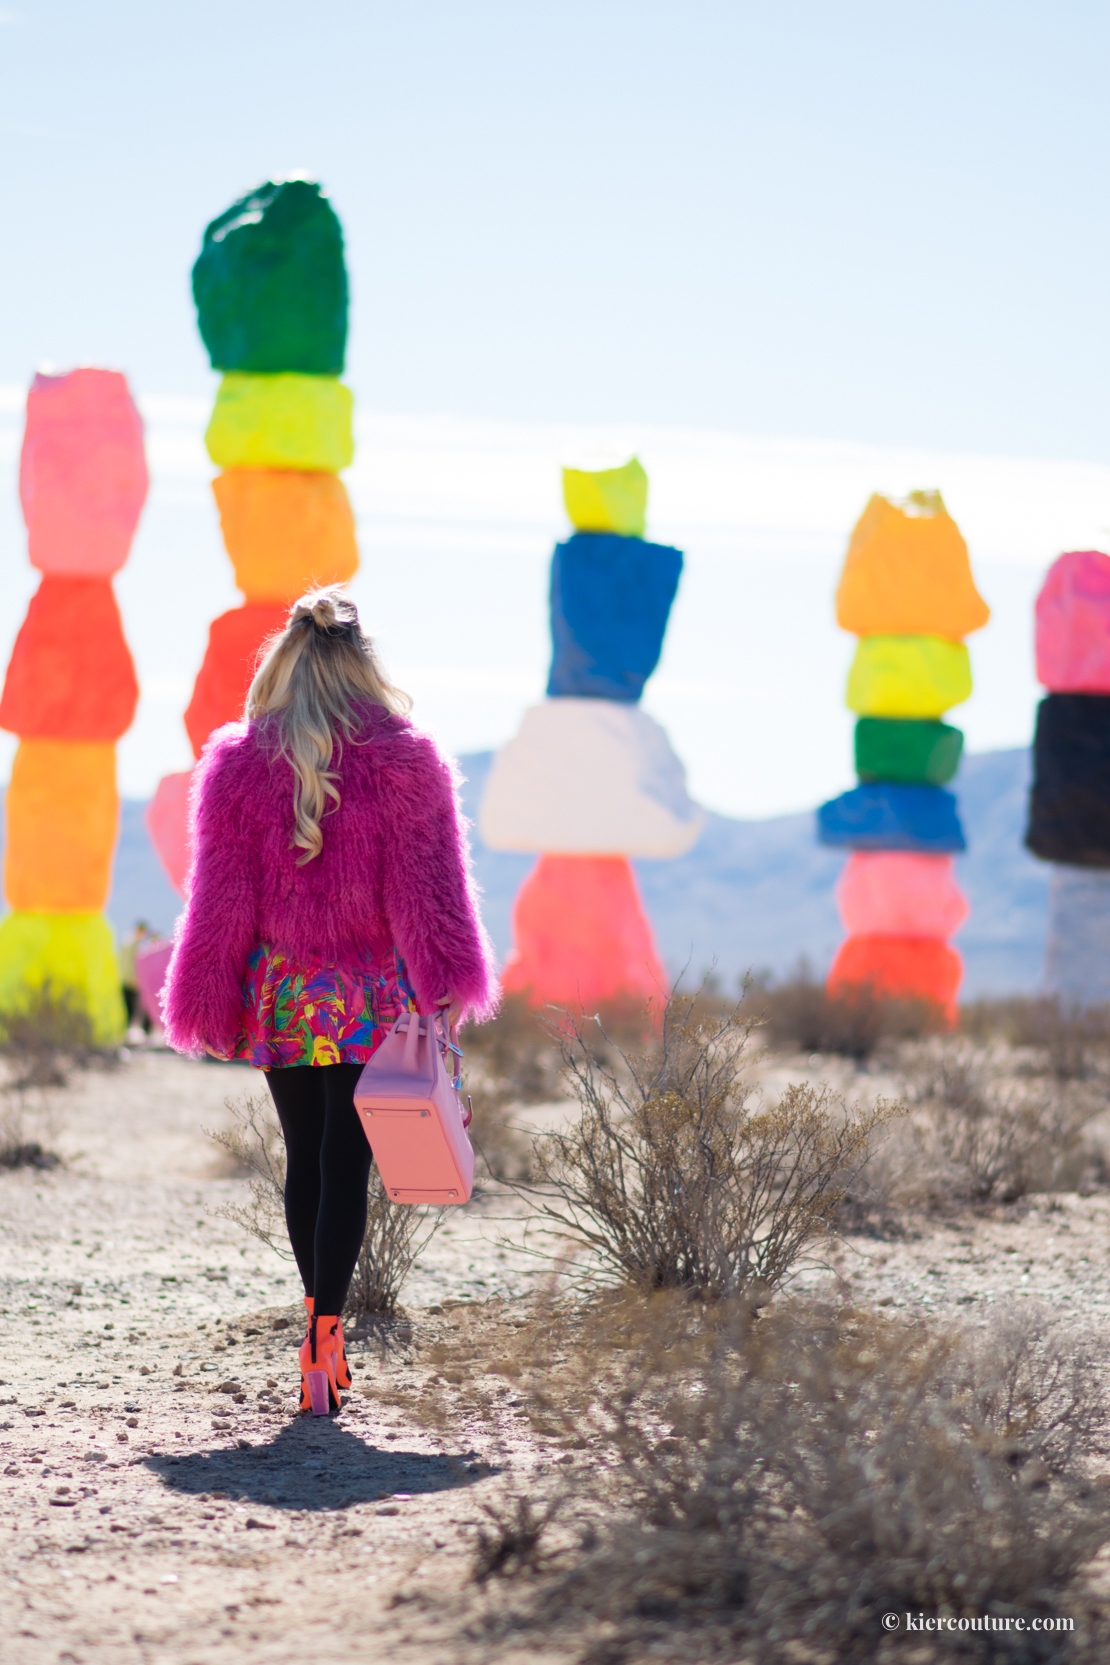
[192, 180, 347, 375]
[854, 717, 963, 785]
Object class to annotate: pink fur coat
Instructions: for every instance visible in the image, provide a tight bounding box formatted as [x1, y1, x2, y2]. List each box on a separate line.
[161, 704, 498, 1057]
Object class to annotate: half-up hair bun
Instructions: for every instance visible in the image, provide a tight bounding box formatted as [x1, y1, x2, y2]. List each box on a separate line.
[290, 589, 360, 637]
[245, 586, 411, 864]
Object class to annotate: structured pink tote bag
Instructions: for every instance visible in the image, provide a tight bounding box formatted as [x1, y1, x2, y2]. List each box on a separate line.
[353, 1012, 474, 1205]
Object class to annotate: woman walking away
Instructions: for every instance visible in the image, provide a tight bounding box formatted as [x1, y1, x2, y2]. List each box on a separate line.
[162, 590, 497, 1413]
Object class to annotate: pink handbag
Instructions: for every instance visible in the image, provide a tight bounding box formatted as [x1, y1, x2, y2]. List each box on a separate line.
[353, 1013, 474, 1205]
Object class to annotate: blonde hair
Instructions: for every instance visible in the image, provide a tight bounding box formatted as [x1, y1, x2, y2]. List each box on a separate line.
[246, 588, 411, 863]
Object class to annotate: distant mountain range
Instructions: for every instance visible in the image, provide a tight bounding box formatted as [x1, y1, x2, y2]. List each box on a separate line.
[104, 747, 1051, 999]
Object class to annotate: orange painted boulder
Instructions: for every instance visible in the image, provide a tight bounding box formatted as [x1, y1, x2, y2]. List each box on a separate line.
[184, 603, 286, 756]
[19, 369, 148, 577]
[500, 854, 665, 1010]
[827, 932, 962, 1022]
[0, 578, 138, 741]
[836, 492, 989, 641]
[4, 740, 118, 911]
[212, 468, 359, 603]
[835, 851, 968, 939]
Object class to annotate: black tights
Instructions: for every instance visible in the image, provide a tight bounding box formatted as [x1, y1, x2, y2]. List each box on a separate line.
[265, 1063, 372, 1317]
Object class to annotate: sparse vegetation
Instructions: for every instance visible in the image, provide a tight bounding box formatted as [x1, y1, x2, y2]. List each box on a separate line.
[431, 1291, 1110, 1661]
[744, 960, 944, 1059]
[961, 995, 1110, 1080]
[525, 995, 899, 1297]
[0, 983, 114, 1089]
[470, 1487, 564, 1583]
[897, 1038, 1108, 1203]
[460, 992, 562, 1182]
[207, 1091, 440, 1316]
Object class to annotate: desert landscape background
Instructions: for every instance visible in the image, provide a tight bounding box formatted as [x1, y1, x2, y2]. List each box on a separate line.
[5, 993, 1110, 1663]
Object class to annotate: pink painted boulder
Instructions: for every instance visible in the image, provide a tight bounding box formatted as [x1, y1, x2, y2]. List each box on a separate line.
[135, 939, 174, 1028]
[145, 769, 193, 897]
[835, 851, 968, 939]
[19, 369, 149, 576]
[1035, 549, 1110, 692]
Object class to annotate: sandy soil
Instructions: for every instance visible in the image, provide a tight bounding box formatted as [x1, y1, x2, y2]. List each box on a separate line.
[2, 1048, 1110, 1664]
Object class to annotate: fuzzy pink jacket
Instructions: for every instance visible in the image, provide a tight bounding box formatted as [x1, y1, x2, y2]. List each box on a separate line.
[161, 704, 499, 1057]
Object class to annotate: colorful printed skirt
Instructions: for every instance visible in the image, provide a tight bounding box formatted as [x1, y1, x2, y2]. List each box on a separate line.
[232, 944, 417, 1070]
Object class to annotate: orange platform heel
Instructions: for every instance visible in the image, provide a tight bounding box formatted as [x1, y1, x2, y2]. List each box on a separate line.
[302, 1295, 352, 1391]
[299, 1312, 343, 1416]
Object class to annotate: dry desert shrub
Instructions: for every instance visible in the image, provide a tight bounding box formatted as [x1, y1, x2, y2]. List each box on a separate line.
[464, 1292, 1110, 1661]
[207, 1091, 440, 1316]
[525, 994, 898, 1297]
[893, 1039, 1107, 1204]
[953, 1302, 1108, 1477]
[460, 992, 564, 1181]
[0, 982, 113, 1089]
[745, 961, 943, 1061]
[0, 1106, 61, 1171]
[961, 997, 1110, 1081]
[470, 1487, 565, 1584]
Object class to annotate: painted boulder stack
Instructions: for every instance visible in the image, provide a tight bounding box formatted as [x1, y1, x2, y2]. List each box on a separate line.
[1025, 550, 1110, 1000]
[480, 459, 704, 1009]
[0, 370, 147, 1040]
[148, 179, 358, 893]
[817, 492, 989, 1019]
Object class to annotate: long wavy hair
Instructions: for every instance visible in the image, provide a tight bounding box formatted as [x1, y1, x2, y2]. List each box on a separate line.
[245, 589, 411, 863]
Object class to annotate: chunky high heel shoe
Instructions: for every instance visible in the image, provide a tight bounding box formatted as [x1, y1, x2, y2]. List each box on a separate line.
[299, 1312, 343, 1416]
[302, 1295, 352, 1391]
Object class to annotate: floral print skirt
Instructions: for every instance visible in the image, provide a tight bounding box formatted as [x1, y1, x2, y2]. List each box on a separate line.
[232, 944, 417, 1070]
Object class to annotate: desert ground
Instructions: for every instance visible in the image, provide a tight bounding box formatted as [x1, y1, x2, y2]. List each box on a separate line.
[3, 1039, 1110, 1664]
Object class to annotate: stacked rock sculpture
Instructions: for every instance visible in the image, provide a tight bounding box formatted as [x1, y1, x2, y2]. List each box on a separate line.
[480, 458, 704, 1010]
[148, 179, 358, 892]
[1026, 550, 1110, 1000]
[0, 370, 146, 1039]
[817, 492, 989, 1020]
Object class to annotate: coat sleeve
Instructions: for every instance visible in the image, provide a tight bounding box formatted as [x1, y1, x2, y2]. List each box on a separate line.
[160, 731, 259, 1056]
[378, 732, 500, 1021]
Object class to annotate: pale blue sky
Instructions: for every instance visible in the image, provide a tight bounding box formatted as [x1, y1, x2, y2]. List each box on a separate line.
[2, 1, 1109, 457]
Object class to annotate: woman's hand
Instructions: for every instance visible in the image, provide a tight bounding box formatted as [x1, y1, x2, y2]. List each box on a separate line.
[204, 1044, 232, 1062]
[435, 995, 463, 1033]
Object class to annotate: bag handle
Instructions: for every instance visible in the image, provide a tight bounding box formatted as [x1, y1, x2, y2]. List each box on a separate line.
[403, 1010, 423, 1072]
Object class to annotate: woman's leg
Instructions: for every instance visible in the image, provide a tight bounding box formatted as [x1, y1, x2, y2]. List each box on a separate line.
[314, 1063, 373, 1315]
[265, 1066, 327, 1297]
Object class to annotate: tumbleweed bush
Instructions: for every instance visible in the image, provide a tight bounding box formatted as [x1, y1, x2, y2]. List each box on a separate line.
[744, 960, 943, 1060]
[466, 1292, 1110, 1660]
[207, 1091, 440, 1316]
[527, 993, 898, 1297]
[895, 1038, 1108, 1204]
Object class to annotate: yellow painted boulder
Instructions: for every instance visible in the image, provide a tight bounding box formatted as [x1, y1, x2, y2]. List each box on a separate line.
[836, 492, 989, 640]
[212, 469, 359, 602]
[0, 911, 125, 1043]
[4, 740, 118, 911]
[563, 456, 647, 538]
[846, 635, 972, 719]
[205, 373, 354, 472]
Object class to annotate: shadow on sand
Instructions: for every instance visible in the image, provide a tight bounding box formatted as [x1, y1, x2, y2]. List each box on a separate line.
[146, 1418, 487, 1512]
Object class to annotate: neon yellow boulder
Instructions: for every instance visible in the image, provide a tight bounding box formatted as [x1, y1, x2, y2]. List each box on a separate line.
[847, 635, 972, 718]
[205, 373, 354, 472]
[563, 456, 648, 538]
[0, 912, 126, 1044]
